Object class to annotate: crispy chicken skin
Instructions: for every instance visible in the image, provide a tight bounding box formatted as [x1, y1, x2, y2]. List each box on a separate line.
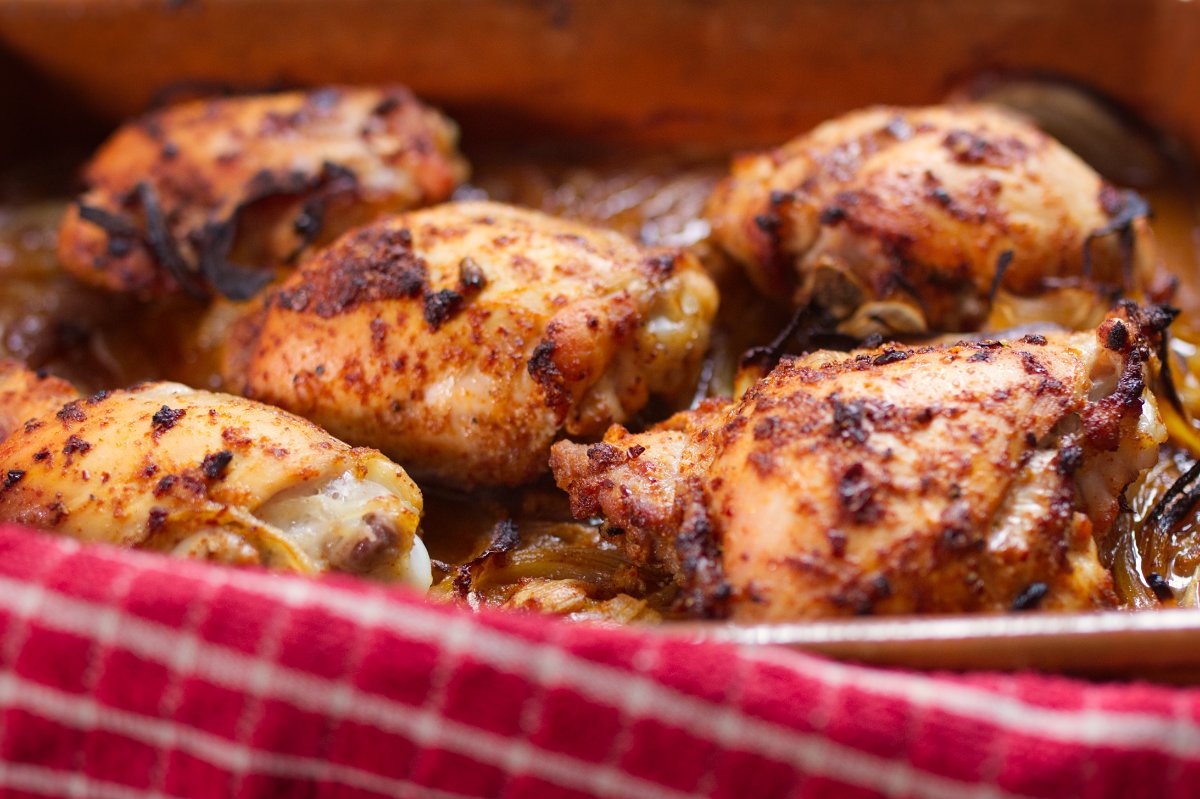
[0, 362, 429, 587]
[224, 201, 719, 487]
[58, 86, 468, 300]
[550, 305, 1170, 620]
[0, 361, 78, 442]
[707, 104, 1159, 336]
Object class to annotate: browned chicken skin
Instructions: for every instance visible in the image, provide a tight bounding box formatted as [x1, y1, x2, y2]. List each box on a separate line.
[224, 200, 719, 488]
[707, 104, 1161, 336]
[551, 305, 1171, 621]
[0, 362, 430, 587]
[58, 86, 467, 299]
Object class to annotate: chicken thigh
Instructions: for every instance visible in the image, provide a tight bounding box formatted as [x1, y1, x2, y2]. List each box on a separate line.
[0, 362, 429, 587]
[550, 304, 1171, 620]
[707, 104, 1160, 335]
[58, 86, 467, 299]
[224, 201, 719, 487]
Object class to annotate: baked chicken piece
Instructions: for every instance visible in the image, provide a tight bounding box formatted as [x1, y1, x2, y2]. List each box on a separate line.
[223, 200, 719, 487]
[0, 361, 430, 588]
[58, 86, 468, 300]
[550, 304, 1171, 621]
[707, 104, 1161, 336]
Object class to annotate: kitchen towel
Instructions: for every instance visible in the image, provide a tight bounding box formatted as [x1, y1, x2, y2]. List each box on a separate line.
[0, 523, 1195, 799]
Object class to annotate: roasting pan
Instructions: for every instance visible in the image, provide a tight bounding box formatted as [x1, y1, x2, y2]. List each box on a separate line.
[2, 0, 1200, 680]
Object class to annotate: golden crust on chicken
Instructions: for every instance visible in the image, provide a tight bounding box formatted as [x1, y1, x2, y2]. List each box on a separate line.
[57, 86, 468, 299]
[0, 361, 78, 441]
[0, 364, 429, 587]
[707, 104, 1161, 336]
[224, 200, 719, 487]
[550, 305, 1171, 621]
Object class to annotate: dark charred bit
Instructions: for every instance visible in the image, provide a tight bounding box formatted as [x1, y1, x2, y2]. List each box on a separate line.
[62, 435, 92, 457]
[151, 405, 186, 436]
[1147, 572, 1174, 601]
[194, 218, 275, 302]
[200, 450, 234, 480]
[286, 225, 428, 318]
[627, 445, 646, 460]
[675, 501, 731, 619]
[1016, 350, 1049, 377]
[32, 449, 50, 463]
[452, 564, 474, 598]
[489, 518, 521, 554]
[967, 351, 991, 364]
[830, 395, 868, 444]
[1020, 334, 1048, 346]
[77, 203, 140, 238]
[1083, 187, 1151, 286]
[740, 305, 811, 373]
[942, 129, 1024, 166]
[837, 463, 880, 524]
[988, 249, 1014, 305]
[335, 512, 398, 574]
[77, 203, 141, 259]
[56, 401, 86, 424]
[585, 442, 627, 470]
[645, 252, 678, 278]
[1139, 303, 1179, 337]
[818, 205, 846, 226]
[873, 349, 911, 366]
[1143, 459, 1200, 538]
[147, 507, 169, 533]
[85, 390, 110, 405]
[1010, 582, 1049, 611]
[1100, 318, 1130, 352]
[371, 93, 402, 117]
[423, 288, 464, 330]
[527, 339, 570, 418]
[827, 528, 847, 558]
[457, 257, 487, 294]
[283, 161, 360, 262]
[1081, 346, 1148, 451]
[135, 182, 208, 299]
[1056, 442, 1085, 475]
[24, 419, 44, 434]
[452, 519, 521, 597]
[153, 474, 178, 497]
[939, 500, 977, 553]
[3, 470, 24, 489]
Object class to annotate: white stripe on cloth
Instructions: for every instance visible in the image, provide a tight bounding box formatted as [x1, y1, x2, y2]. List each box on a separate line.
[0, 762, 175, 799]
[0, 672, 480, 799]
[0, 578, 696, 799]
[226, 563, 1200, 760]
[0, 573, 1037, 799]
[742, 646, 1200, 757]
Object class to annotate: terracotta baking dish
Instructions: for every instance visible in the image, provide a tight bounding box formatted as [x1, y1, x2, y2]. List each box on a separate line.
[2, 0, 1200, 680]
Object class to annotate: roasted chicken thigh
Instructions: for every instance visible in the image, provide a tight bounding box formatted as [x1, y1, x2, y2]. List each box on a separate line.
[707, 104, 1160, 335]
[550, 305, 1170, 620]
[0, 361, 429, 587]
[58, 86, 467, 299]
[224, 201, 719, 487]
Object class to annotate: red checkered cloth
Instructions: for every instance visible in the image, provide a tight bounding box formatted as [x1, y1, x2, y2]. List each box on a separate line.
[0, 523, 1197, 799]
